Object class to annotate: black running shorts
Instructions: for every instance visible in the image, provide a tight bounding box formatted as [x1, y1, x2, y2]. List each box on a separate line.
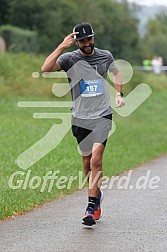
[71, 114, 112, 153]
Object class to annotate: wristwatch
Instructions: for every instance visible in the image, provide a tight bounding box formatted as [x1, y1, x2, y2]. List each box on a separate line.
[116, 92, 124, 97]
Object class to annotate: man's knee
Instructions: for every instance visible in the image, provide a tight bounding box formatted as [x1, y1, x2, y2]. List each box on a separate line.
[90, 155, 102, 169]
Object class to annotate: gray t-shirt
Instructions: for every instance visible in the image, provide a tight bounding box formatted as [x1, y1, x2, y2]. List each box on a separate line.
[57, 48, 117, 119]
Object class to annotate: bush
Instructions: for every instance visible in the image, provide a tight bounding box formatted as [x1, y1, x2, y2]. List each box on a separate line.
[0, 25, 38, 53]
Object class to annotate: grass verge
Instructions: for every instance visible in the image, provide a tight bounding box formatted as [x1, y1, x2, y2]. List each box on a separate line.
[0, 53, 167, 220]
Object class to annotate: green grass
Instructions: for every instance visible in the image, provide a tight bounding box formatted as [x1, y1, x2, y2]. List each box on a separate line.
[0, 52, 61, 97]
[0, 53, 167, 220]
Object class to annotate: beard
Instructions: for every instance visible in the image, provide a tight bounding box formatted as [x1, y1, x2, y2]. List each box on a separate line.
[79, 44, 95, 55]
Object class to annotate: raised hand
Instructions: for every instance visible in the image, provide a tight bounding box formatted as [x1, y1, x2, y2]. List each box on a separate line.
[61, 32, 79, 48]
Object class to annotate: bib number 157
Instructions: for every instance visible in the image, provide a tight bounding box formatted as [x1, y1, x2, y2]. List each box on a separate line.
[86, 85, 97, 92]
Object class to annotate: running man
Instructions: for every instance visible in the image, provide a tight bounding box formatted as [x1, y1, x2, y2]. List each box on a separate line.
[41, 22, 125, 226]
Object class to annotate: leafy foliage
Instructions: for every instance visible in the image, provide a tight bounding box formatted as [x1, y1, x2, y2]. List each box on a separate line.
[0, 0, 139, 61]
[142, 11, 167, 63]
[0, 25, 38, 53]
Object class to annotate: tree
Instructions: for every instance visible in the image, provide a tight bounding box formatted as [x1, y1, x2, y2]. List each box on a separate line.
[92, 0, 139, 62]
[0, 0, 10, 25]
[8, 0, 77, 52]
[143, 11, 167, 64]
[5, 0, 140, 60]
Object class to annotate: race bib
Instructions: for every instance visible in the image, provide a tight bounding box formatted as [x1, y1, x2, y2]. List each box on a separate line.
[79, 79, 103, 97]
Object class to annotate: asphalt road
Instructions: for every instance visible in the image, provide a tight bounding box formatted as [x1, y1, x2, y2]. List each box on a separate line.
[0, 155, 167, 252]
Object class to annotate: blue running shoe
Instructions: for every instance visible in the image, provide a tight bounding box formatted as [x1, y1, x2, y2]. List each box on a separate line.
[82, 207, 96, 226]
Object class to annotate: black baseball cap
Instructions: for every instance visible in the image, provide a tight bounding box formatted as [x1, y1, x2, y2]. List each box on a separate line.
[73, 22, 95, 41]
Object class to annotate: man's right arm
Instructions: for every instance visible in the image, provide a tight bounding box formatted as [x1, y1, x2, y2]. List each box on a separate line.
[41, 32, 79, 72]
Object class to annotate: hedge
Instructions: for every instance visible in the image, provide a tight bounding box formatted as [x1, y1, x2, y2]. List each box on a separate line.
[0, 25, 38, 53]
